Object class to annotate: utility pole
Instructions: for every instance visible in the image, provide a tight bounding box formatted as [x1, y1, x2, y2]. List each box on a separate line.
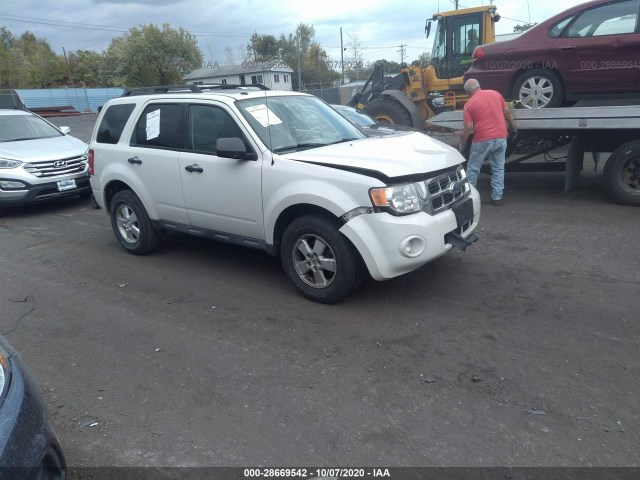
[296, 34, 302, 91]
[340, 27, 345, 85]
[62, 47, 74, 85]
[398, 44, 407, 65]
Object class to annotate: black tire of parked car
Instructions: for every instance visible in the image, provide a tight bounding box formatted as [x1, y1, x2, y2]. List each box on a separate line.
[603, 140, 640, 206]
[512, 69, 563, 109]
[281, 215, 364, 304]
[364, 98, 413, 127]
[109, 190, 161, 255]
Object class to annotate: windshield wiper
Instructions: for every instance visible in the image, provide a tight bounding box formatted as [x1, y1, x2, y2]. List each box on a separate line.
[273, 143, 327, 153]
[273, 138, 361, 153]
[328, 137, 360, 145]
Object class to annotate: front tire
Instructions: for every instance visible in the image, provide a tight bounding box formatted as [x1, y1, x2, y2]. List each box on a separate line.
[365, 98, 413, 126]
[603, 140, 640, 206]
[110, 190, 160, 254]
[281, 215, 363, 304]
[512, 69, 563, 109]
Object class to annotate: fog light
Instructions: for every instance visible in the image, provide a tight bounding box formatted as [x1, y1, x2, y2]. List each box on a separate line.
[399, 235, 426, 258]
[0, 180, 26, 189]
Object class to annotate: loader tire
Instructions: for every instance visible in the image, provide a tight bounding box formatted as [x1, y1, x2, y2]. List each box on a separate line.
[364, 98, 413, 127]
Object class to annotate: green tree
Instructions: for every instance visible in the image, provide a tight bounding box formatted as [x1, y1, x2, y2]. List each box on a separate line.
[275, 23, 338, 90]
[69, 50, 104, 87]
[247, 33, 279, 61]
[302, 43, 339, 90]
[103, 23, 203, 87]
[0, 27, 16, 87]
[14, 32, 64, 87]
[411, 51, 431, 67]
[0, 27, 14, 50]
[375, 59, 403, 74]
[513, 22, 537, 33]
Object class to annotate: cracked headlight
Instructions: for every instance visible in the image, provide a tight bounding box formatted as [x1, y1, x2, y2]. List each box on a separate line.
[370, 183, 423, 215]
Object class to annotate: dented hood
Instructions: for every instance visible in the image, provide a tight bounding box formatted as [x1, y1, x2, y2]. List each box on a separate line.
[283, 132, 464, 179]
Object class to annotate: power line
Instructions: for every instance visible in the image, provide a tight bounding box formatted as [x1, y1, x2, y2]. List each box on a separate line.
[0, 14, 128, 32]
[0, 13, 254, 37]
[192, 32, 254, 38]
[500, 15, 535, 24]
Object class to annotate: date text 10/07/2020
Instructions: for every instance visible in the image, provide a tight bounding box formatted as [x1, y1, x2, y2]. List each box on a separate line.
[243, 468, 391, 478]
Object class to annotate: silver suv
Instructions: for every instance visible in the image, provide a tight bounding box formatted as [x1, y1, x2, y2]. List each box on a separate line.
[0, 108, 90, 210]
[89, 85, 480, 303]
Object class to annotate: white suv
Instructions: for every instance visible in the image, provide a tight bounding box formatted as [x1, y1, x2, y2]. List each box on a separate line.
[89, 85, 480, 303]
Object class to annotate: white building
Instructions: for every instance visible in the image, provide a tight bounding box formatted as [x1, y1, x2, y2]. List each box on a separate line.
[183, 63, 294, 91]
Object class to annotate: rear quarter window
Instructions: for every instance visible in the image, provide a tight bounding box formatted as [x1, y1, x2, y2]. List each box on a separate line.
[96, 103, 135, 144]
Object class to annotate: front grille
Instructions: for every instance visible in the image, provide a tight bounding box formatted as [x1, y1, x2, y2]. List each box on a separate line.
[420, 166, 470, 214]
[24, 155, 88, 178]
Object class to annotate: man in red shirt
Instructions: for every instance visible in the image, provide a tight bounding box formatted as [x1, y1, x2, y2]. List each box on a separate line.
[459, 78, 517, 205]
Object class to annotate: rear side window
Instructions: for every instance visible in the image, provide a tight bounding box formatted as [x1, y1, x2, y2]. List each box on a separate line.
[566, 0, 639, 37]
[548, 16, 575, 37]
[133, 104, 181, 149]
[96, 103, 135, 144]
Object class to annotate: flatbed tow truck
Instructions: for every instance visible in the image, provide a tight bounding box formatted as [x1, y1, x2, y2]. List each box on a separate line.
[427, 105, 640, 206]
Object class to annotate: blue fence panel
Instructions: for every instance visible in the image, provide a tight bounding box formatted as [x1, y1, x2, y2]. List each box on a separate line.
[16, 88, 124, 113]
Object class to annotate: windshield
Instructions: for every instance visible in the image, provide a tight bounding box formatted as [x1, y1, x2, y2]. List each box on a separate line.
[0, 114, 64, 142]
[236, 95, 366, 153]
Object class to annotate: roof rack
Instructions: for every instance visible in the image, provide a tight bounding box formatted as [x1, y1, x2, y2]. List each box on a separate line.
[121, 84, 270, 96]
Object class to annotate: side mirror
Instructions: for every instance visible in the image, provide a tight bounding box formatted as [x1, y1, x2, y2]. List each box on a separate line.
[60, 126, 71, 134]
[216, 137, 257, 161]
[425, 20, 432, 38]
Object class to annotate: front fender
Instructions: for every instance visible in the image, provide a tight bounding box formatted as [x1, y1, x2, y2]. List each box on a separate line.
[263, 178, 370, 245]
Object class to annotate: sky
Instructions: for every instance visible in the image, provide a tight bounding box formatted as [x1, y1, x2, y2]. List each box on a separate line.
[1, 0, 588, 69]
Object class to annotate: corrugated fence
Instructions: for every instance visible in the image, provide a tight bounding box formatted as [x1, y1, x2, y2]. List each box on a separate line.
[16, 88, 124, 113]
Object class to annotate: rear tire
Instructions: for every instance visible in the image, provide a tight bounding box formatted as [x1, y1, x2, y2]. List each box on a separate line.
[365, 98, 413, 126]
[603, 140, 640, 206]
[281, 215, 363, 304]
[512, 69, 563, 109]
[109, 190, 160, 254]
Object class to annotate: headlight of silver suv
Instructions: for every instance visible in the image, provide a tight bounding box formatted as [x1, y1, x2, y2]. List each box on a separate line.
[0, 158, 22, 169]
[370, 183, 424, 215]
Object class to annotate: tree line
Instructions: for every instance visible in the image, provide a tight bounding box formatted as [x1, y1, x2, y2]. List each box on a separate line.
[0, 24, 202, 89]
[0, 23, 430, 91]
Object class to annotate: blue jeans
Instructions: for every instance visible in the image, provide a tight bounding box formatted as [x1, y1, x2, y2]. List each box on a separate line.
[466, 138, 507, 201]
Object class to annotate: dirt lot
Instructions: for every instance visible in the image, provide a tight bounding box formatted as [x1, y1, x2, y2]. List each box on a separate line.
[0, 114, 638, 473]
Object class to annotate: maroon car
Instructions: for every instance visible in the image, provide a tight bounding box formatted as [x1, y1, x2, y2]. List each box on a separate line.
[464, 0, 640, 108]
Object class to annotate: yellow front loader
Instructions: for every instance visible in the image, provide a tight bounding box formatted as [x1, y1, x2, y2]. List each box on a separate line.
[348, 5, 501, 130]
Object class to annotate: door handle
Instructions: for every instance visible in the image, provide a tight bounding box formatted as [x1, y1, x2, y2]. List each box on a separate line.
[559, 46, 576, 51]
[185, 164, 204, 173]
[127, 156, 142, 165]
